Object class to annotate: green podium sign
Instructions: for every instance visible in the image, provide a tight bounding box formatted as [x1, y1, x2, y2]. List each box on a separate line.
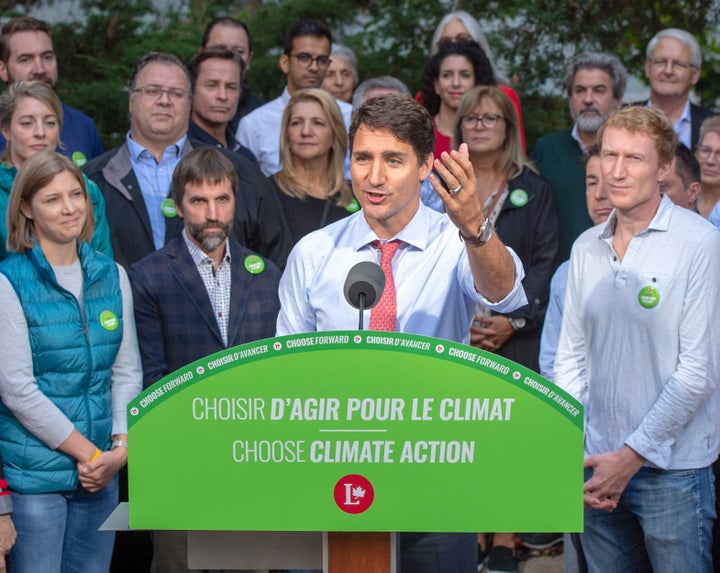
[128, 332, 583, 532]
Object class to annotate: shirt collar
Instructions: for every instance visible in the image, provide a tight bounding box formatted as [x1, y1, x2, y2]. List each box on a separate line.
[647, 97, 692, 126]
[187, 119, 240, 151]
[599, 194, 673, 239]
[126, 131, 188, 161]
[182, 228, 231, 265]
[351, 200, 430, 251]
[570, 123, 589, 155]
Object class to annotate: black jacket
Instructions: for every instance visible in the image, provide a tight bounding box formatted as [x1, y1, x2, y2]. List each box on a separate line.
[83, 138, 291, 270]
[631, 100, 715, 148]
[490, 167, 560, 371]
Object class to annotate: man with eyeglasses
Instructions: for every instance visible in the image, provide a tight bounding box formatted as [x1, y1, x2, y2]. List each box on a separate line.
[236, 19, 353, 176]
[532, 52, 626, 261]
[84, 52, 290, 271]
[0, 16, 103, 165]
[640, 28, 715, 149]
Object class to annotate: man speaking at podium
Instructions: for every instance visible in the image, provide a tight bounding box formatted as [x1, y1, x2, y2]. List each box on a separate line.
[276, 94, 527, 572]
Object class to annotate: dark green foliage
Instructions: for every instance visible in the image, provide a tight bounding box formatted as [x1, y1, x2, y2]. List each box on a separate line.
[3, 0, 718, 149]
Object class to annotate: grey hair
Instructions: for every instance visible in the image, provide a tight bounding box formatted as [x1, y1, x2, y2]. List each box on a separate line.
[330, 44, 359, 85]
[646, 28, 702, 69]
[430, 10, 510, 85]
[564, 52, 627, 101]
[127, 52, 192, 95]
[352, 75, 410, 114]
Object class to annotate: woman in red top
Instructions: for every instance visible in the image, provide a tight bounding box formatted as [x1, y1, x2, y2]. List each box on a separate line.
[427, 10, 526, 150]
[418, 40, 496, 161]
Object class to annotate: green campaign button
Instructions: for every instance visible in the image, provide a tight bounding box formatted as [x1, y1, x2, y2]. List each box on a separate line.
[345, 198, 360, 213]
[244, 255, 265, 274]
[71, 151, 87, 168]
[161, 198, 177, 218]
[99, 310, 119, 331]
[638, 286, 660, 309]
[509, 189, 528, 207]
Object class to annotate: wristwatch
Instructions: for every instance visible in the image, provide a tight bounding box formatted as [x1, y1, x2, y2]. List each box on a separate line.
[508, 317, 526, 331]
[459, 218, 494, 246]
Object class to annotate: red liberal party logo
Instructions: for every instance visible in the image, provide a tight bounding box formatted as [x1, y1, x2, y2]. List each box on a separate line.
[333, 474, 374, 514]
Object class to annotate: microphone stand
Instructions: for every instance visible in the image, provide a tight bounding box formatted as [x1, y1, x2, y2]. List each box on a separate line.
[358, 293, 366, 331]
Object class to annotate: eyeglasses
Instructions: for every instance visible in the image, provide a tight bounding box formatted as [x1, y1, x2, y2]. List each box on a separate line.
[291, 53, 332, 68]
[132, 84, 190, 101]
[648, 58, 696, 72]
[461, 113, 504, 129]
[695, 145, 720, 161]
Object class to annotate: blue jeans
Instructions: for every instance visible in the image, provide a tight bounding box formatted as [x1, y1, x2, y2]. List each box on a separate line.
[581, 465, 715, 573]
[7, 475, 118, 573]
[400, 533, 476, 573]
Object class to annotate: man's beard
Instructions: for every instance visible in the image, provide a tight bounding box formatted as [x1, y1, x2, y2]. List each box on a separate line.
[571, 102, 618, 133]
[187, 219, 233, 252]
[7, 71, 54, 88]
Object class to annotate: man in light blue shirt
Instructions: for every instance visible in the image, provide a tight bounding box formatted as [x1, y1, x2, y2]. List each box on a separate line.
[555, 106, 720, 572]
[236, 19, 352, 176]
[277, 94, 526, 573]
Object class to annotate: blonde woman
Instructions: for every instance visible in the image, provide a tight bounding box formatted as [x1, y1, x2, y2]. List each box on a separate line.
[0, 81, 112, 261]
[271, 88, 356, 245]
[0, 151, 141, 572]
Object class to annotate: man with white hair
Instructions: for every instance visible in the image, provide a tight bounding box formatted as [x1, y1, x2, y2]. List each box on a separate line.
[642, 28, 714, 149]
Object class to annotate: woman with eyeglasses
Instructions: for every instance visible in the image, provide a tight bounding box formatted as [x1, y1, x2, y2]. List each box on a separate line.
[695, 115, 720, 219]
[271, 88, 356, 246]
[0, 81, 113, 262]
[0, 150, 142, 572]
[453, 86, 559, 572]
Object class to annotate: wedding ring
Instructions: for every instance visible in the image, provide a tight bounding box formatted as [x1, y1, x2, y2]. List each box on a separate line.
[450, 184, 462, 195]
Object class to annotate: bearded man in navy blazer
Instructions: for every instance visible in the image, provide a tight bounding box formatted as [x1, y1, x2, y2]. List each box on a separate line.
[129, 147, 280, 572]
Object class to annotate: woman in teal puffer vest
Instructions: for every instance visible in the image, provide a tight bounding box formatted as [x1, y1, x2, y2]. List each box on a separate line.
[0, 80, 113, 262]
[0, 151, 142, 572]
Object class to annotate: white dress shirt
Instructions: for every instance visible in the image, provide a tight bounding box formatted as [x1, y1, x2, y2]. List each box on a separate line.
[276, 202, 527, 343]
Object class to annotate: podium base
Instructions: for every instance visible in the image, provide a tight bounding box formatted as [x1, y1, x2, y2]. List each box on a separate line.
[101, 504, 397, 571]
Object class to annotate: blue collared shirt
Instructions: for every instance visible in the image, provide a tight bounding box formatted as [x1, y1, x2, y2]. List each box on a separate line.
[538, 260, 568, 381]
[708, 200, 720, 228]
[648, 98, 692, 149]
[555, 196, 720, 469]
[127, 132, 187, 250]
[276, 201, 527, 343]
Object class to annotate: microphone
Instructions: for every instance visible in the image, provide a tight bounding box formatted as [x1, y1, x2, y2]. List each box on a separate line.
[343, 262, 385, 330]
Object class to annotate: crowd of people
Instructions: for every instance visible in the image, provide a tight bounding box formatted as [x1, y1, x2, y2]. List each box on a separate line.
[0, 8, 716, 573]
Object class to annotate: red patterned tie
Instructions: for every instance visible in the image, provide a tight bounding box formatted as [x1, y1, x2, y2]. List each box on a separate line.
[369, 240, 400, 332]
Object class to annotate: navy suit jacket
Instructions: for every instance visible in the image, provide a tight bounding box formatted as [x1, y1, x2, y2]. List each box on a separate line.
[129, 237, 281, 388]
[631, 100, 715, 148]
[690, 102, 716, 148]
[83, 139, 291, 271]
